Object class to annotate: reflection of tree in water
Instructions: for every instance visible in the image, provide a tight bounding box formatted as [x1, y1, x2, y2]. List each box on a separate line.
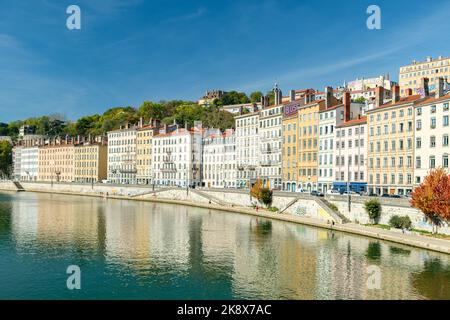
[412, 258, 450, 300]
[0, 201, 12, 235]
[252, 218, 272, 237]
[389, 246, 411, 256]
[365, 242, 382, 262]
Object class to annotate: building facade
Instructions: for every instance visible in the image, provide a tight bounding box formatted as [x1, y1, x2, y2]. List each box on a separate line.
[202, 129, 236, 188]
[152, 127, 203, 187]
[259, 104, 283, 189]
[74, 142, 108, 183]
[297, 100, 325, 191]
[107, 126, 137, 185]
[413, 79, 450, 185]
[367, 86, 419, 196]
[282, 101, 301, 192]
[136, 124, 160, 185]
[235, 111, 259, 188]
[20, 146, 39, 181]
[38, 143, 75, 182]
[333, 117, 368, 193]
[399, 56, 450, 96]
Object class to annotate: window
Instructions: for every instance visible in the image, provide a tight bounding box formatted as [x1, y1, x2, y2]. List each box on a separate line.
[444, 155, 449, 168]
[431, 105, 437, 113]
[416, 156, 421, 169]
[443, 134, 449, 147]
[416, 137, 422, 148]
[417, 107, 422, 116]
[416, 120, 422, 130]
[429, 156, 436, 169]
[430, 136, 436, 148]
[444, 103, 449, 111]
[444, 115, 449, 127]
[431, 117, 436, 129]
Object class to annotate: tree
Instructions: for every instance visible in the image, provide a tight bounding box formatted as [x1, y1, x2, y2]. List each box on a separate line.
[250, 178, 262, 199]
[0, 141, 12, 178]
[364, 199, 382, 224]
[265, 90, 275, 105]
[212, 91, 250, 107]
[411, 167, 450, 233]
[354, 97, 366, 103]
[250, 91, 263, 103]
[259, 188, 273, 208]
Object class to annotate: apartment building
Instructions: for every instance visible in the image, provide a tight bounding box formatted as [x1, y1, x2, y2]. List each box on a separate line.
[235, 110, 259, 188]
[74, 142, 108, 183]
[282, 100, 302, 192]
[20, 146, 39, 181]
[413, 78, 450, 185]
[152, 126, 203, 187]
[259, 103, 283, 189]
[297, 99, 325, 191]
[399, 56, 450, 96]
[333, 116, 368, 193]
[136, 123, 160, 185]
[366, 86, 420, 196]
[12, 146, 22, 180]
[38, 142, 75, 182]
[107, 125, 137, 185]
[202, 129, 236, 188]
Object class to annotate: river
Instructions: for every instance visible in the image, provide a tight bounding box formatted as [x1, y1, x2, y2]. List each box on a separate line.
[0, 191, 449, 299]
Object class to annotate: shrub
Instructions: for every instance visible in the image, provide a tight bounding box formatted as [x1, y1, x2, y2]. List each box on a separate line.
[389, 215, 412, 230]
[268, 207, 279, 213]
[259, 188, 273, 208]
[365, 199, 382, 224]
[328, 203, 339, 212]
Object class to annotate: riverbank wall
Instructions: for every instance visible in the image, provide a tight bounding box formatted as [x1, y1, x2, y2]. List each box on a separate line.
[1, 180, 450, 253]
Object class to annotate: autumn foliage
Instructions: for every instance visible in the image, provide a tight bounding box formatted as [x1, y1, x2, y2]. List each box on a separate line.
[411, 168, 450, 231]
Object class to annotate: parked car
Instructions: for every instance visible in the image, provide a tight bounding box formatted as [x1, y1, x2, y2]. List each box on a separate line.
[310, 190, 324, 197]
[326, 189, 340, 195]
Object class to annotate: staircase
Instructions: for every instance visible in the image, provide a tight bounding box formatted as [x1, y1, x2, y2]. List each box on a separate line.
[279, 197, 302, 214]
[12, 181, 25, 192]
[190, 189, 228, 207]
[316, 197, 350, 224]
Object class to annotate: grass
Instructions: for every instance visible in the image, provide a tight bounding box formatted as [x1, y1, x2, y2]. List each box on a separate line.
[364, 223, 391, 230]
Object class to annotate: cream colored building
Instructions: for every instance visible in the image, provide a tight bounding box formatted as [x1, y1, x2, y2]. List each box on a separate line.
[413, 78, 450, 185]
[235, 111, 259, 188]
[107, 125, 137, 185]
[74, 142, 108, 183]
[366, 86, 420, 196]
[202, 129, 236, 188]
[136, 124, 159, 185]
[399, 56, 450, 96]
[38, 142, 75, 182]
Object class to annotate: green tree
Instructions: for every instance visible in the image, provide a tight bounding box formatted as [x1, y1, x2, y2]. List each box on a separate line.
[354, 97, 366, 103]
[259, 188, 273, 208]
[250, 91, 263, 103]
[365, 199, 382, 224]
[0, 141, 12, 177]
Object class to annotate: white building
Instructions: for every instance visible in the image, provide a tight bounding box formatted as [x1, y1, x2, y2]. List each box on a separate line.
[333, 116, 368, 194]
[258, 103, 283, 189]
[318, 91, 365, 193]
[152, 126, 203, 187]
[414, 79, 450, 185]
[107, 125, 137, 184]
[235, 111, 259, 188]
[12, 146, 22, 180]
[20, 146, 39, 181]
[202, 129, 236, 188]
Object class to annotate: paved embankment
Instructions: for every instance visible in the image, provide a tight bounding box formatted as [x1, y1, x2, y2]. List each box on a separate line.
[1, 181, 449, 254]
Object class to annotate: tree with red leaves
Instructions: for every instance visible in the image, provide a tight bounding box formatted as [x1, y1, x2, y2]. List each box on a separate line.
[411, 168, 450, 234]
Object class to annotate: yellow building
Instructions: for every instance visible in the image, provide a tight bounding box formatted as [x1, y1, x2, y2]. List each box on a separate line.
[282, 101, 301, 192]
[38, 142, 75, 182]
[366, 86, 421, 196]
[136, 124, 159, 185]
[399, 55, 450, 96]
[74, 142, 108, 183]
[297, 100, 325, 191]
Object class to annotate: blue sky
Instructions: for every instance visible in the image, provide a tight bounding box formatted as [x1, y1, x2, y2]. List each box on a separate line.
[1, 0, 450, 122]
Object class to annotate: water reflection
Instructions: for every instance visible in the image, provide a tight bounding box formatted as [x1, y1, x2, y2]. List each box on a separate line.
[0, 191, 449, 300]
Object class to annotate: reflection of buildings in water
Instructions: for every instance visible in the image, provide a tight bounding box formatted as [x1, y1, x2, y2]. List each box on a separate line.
[35, 194, 99, 247]
[11, 195, 38, 247]
[104, 200, 191, 271]
[231, 220, 317, 299]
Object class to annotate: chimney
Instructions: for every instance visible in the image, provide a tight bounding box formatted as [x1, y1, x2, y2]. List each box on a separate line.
[325, 86, 333, 109]
[375, 86, 385, 108]
[343, 91, 351, 121]
[392, 85, 400, 103]
[289, 90, 296, 102]
[420, 77, 430, 97]
[436, 77, 444, 98]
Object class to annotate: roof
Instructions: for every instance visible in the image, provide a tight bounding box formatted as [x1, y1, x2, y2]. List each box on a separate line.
[367, 94, 421, 113]
[319, 103, 343, 112]
[336, 116, 367, 128]
[414, 93, 450, 107]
